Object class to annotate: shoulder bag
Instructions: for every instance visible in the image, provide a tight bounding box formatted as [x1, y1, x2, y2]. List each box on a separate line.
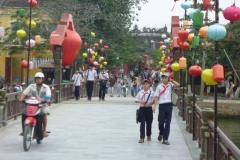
[136, 91, 151, 124]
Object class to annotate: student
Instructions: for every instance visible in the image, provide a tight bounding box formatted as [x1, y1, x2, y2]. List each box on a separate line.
[135, 79, 155, 143]
[153, 72, 180, 145]
[71, 68, 83, 100]
[98, 67, 109, 101]
[84, 64, 97, 101]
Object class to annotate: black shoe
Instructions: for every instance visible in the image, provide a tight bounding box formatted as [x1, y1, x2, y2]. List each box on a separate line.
[138, 139, 144, 143]
[158, 134, 163, 142]
[147, 136, 151, 141]
[19, 132, 23, 136]
[162, 140, 170, 145]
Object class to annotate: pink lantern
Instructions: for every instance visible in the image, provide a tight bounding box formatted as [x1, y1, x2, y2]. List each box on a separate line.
[28, 0, 38, 7]
[223, 4, 240, 23]
[29, 61, 34, 70]
[21, 60, 28, 68]
[0, 27, 4, 38]
[203, 0, 211, 10]
[26, 39, 36, 48]
[94, 43, 99, 47]
[104, 45, 109, 49]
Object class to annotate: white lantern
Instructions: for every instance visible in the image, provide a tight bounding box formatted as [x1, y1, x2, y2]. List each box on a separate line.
[93, 61, 98, 65]
[162, 45, 167, 50]
[87, 48, 93, 53]
[26, 39, 36, 48]
[29, 61, 34, 70]
[161, 34, 167, 39]
[0, 27, 4, 38]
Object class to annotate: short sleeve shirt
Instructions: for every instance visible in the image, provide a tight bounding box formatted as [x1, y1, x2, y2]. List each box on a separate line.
[154, 84, 173, 104]
[72, 73, 82, 86]
[135, 89, 155, 107]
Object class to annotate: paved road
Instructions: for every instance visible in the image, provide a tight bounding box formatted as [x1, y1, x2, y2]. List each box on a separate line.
[0, 96, 196, 160]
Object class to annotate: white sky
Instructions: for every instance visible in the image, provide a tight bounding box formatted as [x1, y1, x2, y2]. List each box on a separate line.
[132, 0, 240, 31]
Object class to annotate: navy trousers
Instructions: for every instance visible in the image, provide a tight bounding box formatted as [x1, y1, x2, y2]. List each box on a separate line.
[74, 86, 80, 99]
[158, 103, 173, 141]
[140, 107, 153, 139]
[99, 84, 107, 100]
[86, 81, 94, 100]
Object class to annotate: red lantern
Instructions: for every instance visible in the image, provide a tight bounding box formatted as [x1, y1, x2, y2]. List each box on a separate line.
[60, 29, 82, 66]
[203, 0, 211, 10]
[160, 41, 164, 46]
[223, 4, 240, 23]
[94, 43, 99, 47]
[213, 64, 224, 82]
[21, 60, 28, 68]
[28, 0, 38, 7]
[177, 37, 183, 46]
[189, 65, 202, 77]
[83, 42, 88, 48]
[88, 58, 93, 64]
[178, 30, 189, 42]
[104, 45, 109, 49]
[169, 72, 174, 79]
[179, 41, 189, 50]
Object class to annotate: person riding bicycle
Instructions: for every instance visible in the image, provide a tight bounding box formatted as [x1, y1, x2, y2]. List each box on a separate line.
[19, 72, 51, 137]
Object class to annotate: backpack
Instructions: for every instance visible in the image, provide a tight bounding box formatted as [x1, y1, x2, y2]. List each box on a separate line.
[141, 71, 151, 81]
[154, 72, 160, 83]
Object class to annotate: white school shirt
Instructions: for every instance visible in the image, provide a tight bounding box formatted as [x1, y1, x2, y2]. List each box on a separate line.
[85, 69, 97, 81]
[72, 73, 82, 86]
[99, 71, 109, 80]
[154, 83, 174, 104]
[135, 89, 155, 107]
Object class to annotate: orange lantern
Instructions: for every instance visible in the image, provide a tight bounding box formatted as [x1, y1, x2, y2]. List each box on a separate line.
[187, 33, 194, 42]
[199, 26, 208, 38]
[35, 35, 41, 44]
[212, 64, 224, 83]
[179, 57, 187, 69]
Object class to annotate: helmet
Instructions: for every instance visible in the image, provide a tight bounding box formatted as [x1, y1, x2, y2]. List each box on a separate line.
[35, 72, 44, 78]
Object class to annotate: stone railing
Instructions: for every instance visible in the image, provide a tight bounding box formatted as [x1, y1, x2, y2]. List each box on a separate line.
[176, 90, 240, 160]
[0, 83, 100, 128]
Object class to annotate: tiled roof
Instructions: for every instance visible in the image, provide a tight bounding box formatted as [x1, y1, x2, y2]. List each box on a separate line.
[1, 0, 45, 8]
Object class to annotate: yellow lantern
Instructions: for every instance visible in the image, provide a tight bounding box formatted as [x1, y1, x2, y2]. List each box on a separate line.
[26, 20, 37, 29]
[159, 61, 164, 65]
[92, 55, 96, 60]
[201, 69, 218, 85]
[35, 35, 41, 44]
[94, 52, 98, 56]
[91, 51, 95, 55]
[179, 57, 187, 69]
[16, 29, 26, 38]
[171, 62, 180, 71]
[161, 57, 165, 62]
[99, 56, 104, 61]
[161, 68, 166, 72]
[82, 53, 88, 58]
[90, 32, 96, 37]
[100, 64, 103, 68]
[103, 61, 107, 65]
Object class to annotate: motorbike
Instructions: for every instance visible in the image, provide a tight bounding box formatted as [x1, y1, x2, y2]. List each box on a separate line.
[22, 96, 50, 152]
[121, 84, 127, 97]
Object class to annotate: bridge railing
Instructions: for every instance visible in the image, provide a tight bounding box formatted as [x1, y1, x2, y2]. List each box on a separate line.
[0, 82, 100, 128]
[176, 88, 240, 160]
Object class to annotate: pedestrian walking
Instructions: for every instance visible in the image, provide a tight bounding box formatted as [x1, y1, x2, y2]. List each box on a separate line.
[135, 79, 155, 143]
[116, 81, 121, 97]
[98, 67, 109, 101]
[71, 68, 83, 100]
[131, 77, 138, 97]
[153, 72, 180, 145]
[109, 74, 117, 97]
[84, 64, 97, 101]
[152, 66, 162, 91]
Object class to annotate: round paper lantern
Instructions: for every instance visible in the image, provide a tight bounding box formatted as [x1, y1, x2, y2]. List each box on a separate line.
[179, 41, 189, 50]
[169, 72, 174, 79]
[179, 57, 187, 69]
[193, 10, 204, 29]
[161, 68, 166, 72]
[21, 60, 28, 68]
[35, 35, 41, 44]
[161, 34, 167, 39]
[88, 58, 93, 64]
[223, 4, 240, 23]
[84, 42, 88, 48]
[87, 48, 93, 53]
[28, 0, 38, 7]
[212, 64, 224, 82]
[100, 64, 103, 68]
[159, 41, 164, 46]
[178, 30, 189, 42]
[206, 24, 227, 41]
[189, 65, 202, 77]
[192, 36, 200, 47]
[99, 39, 103, 44]
[104, 45, 109, 49]
[26, 39, 36, 48]
[29, 61, 34, 70]
[92, 55, 96, 60]
[94, 43, 99, 47]
[203, 0, 211, 10]
[26, 20, 37, 29]
[16, 29, 26, 38]
[162, 45, 167, 50]
[94, 52, 98, 56]
[199, 26, 208, 38]
[159, 61, 164, 65]
[93, 61, 98, 65]
[82, 53, 88, 58]
[161, 56, 165, 62]
[187, 33, 194, 42]
[90, 32, 95, 37]
[171, 62, 180, 71]
[103, 61, 108, 65]
[189, 9, 197, 19]
[59, 29, 82, 66]
[91, 51, 95, 55]
[99, 56, 104, 61]
[164, 39, 170, 45]
[19, 8, 25, 17]
[201, 69, 217, 85]
[0, 27, 4, 38]
[100, 48, 104, 52]
[181, 1, 191, 10]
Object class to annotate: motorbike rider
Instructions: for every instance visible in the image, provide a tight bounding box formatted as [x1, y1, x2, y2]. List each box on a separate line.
[19, 72, 51, 137]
